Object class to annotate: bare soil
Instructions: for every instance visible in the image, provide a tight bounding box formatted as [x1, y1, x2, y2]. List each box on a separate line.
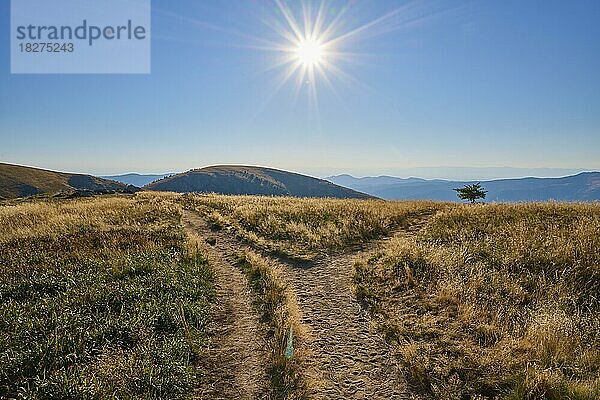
[183, 210, 413, 399]
[183, 211, 270, 399]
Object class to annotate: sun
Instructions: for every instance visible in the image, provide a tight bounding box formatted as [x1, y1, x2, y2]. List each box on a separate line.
[294, 37, 324, 67]
[253, 0, 428, 121]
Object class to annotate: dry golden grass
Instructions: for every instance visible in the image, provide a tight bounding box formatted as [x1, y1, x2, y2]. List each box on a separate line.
[4, 192, 598, 399]
[0, 196, 174, 243]
[182, 193, 446, 259]
[355, 202, 600, 399]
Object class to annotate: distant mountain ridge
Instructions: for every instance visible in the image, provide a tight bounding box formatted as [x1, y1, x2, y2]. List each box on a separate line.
[145, 165, 372, 199]
[327, 172, 600, 202]
[101, 173, 173, 187]
[3, 162, 597, 202]
[0, 163, 137, 199]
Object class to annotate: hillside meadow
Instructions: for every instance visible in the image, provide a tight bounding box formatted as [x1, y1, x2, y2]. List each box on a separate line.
[0, 163, 132, 199]
[0, 195, 213, 399]
[181, 193, 447, 260]
[185, 193, 600, 399]
[355, 203, 600, 399]
[1, 192, 598, 399]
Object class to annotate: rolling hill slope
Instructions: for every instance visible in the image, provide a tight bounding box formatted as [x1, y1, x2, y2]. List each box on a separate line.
[0, 163, 137, 199]
[145, 165, 372, 199]
[327, 172, 600, 202]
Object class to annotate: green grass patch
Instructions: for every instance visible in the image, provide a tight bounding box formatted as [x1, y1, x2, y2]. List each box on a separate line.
[0, 196, 214, 399]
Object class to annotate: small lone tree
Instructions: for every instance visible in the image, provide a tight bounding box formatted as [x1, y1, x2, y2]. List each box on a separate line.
[454, 182, 487, 203]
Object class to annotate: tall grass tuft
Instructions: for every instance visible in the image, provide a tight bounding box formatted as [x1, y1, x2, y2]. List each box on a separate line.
[234, 252, 308, 399]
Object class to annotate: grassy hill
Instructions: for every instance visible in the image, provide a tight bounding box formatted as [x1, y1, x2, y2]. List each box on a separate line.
[0, 163, 136, 199]
[145, 165, 371, 199]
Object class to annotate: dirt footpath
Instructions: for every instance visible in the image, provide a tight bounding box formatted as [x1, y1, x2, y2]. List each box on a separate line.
[183, 211, 270, 399]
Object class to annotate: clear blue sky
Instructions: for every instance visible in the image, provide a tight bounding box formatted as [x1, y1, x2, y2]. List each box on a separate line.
[1, 0, 599, 178]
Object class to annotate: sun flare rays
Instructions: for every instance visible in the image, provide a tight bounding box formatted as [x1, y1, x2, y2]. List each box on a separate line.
[258, 0, 450, 128]
[154, 0, 457, 128]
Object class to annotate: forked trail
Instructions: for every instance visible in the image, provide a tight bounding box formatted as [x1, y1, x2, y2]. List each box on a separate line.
[184, 210, 410, 399]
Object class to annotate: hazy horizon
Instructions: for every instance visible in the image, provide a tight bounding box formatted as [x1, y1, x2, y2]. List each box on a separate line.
[3, 160, 596, 181]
